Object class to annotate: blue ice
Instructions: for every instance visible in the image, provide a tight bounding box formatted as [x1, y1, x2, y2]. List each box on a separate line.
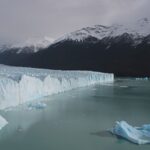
[111, 121, 150, 144]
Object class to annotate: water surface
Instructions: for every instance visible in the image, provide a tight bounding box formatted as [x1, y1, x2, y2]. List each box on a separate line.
[0, 78, 150, 150]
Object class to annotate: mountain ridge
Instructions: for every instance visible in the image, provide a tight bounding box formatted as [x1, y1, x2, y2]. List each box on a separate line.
[0, 18, 150, 77]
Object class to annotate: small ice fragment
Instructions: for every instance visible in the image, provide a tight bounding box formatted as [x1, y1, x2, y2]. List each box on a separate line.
[120, 85, 128, 88]
[136, 77, 149, 80]
[0, 115, 8, 130]
[28, 102, 47, 110]
[110, 121, 150, 145]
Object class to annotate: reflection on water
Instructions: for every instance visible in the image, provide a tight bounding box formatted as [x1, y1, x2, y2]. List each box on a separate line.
[90, 131, 114, 138]
[0, 79, 150, 150]
[0, 106, 44, 140]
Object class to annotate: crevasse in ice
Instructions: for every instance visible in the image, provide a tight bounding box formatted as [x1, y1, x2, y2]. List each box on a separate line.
[111, 121, 150, 144]
[0, 65, 114, 110]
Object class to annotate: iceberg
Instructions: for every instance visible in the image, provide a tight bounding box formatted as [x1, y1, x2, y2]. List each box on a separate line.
[0, 115, 8, 130]
[111, 121, 150, 144]
[0, 65, 114, 110]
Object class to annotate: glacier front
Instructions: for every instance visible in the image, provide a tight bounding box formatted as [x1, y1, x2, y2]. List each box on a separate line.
[0, 65, 114, 110]
[111, 121, 150, 145]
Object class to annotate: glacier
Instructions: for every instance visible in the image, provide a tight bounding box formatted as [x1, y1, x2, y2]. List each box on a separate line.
[0, 65, 114, 110]
[111, 121, 150, 145]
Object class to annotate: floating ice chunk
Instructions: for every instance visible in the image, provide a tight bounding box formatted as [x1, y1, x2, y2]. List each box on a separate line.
[111, 121, 150, 144]
[119, 85, 128, 88]
[136, 77, 149, 81]
[0, 115, 8, 130]
[27, 102, 47, 110]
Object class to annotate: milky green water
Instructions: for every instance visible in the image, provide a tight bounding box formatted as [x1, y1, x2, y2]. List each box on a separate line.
[0, 78, 150, 150]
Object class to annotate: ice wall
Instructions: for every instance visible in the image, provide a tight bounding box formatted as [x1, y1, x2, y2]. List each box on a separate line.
[0, 65, 114, 110]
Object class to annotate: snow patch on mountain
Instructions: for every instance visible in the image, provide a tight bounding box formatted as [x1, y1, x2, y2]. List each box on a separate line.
[0, 37, 54, 53]
[12, 37, 54, 53]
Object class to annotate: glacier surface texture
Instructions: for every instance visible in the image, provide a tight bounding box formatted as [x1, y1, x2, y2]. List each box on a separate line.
[111, 121, 150, 145]
[0, 65, 114, 110]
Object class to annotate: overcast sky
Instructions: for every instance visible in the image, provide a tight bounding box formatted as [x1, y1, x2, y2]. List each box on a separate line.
[0, 0, 150, 43]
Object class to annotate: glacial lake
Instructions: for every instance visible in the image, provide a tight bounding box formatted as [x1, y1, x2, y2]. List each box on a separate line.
[0, 78, 150, 150]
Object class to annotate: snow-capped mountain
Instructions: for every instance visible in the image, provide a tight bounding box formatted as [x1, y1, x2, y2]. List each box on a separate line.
[54, 18, 150, 45]
[0, 18, 150, 77]
[0, 37, 54, 54]
[1, 18, 150, 54]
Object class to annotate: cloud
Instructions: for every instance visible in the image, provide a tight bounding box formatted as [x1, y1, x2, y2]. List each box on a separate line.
[0, 0, 149, 43]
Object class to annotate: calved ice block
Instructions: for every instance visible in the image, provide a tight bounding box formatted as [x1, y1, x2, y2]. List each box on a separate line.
[0, 115, 8, 130]
[111, 121, 150, 144]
